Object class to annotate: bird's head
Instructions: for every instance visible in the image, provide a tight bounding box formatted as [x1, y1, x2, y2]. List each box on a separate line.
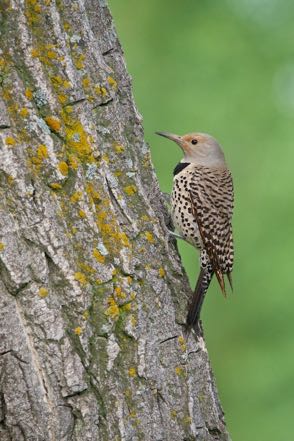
[156, 131, 226, 167]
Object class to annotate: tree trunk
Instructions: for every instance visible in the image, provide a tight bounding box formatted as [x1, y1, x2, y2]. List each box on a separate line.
[0, 1, 231, 440]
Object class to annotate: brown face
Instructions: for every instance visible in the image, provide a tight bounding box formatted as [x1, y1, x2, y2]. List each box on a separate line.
[156, 131, 224, 165]
[156, 132, 207, 155]
[182, 133, 209, 144]
[178, 133, 214, 155]
[180, 134, 203, 155]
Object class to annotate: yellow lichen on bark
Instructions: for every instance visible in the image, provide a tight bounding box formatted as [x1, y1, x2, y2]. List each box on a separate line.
[58, 161, 68, 176]
[39, 287, 48, 298]
[45, 116, 61, 132]
[93, 248, 105, 264]
[105, 297, 119, 320]
[74, 272, 87, 284]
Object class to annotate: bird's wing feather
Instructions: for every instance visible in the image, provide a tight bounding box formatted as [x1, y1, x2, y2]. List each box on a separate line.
[189, 167, 234, 294]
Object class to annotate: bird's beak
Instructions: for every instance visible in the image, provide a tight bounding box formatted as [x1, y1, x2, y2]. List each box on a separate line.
[155, 131, 182, 147]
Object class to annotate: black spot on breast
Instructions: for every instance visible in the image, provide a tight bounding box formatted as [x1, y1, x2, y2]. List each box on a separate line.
[173, 162, 190, 176]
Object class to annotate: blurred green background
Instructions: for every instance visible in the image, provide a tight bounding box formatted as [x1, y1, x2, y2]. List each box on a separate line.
[109, 1, 294, 440]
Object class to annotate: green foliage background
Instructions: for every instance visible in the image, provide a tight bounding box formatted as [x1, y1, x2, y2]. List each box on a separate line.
[109, 1, 294, 440]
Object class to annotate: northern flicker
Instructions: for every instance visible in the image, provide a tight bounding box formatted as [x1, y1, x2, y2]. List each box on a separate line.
[156, 131, 234, 331]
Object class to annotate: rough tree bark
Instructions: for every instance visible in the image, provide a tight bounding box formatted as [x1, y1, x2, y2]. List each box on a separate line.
[0, 1, 231, 440]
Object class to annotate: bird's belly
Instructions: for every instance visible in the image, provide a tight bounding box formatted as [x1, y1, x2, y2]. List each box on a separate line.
[171, 186, 202, 248]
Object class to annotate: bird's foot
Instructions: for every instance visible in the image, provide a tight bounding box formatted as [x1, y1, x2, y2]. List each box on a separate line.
[161, 192, 171, 207]
[168, 229, 184, 241]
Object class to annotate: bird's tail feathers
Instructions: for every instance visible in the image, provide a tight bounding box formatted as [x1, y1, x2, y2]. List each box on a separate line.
[215, 269, 226, 297]
[226, 271, 233, 292]
[186, 268, 213, 332]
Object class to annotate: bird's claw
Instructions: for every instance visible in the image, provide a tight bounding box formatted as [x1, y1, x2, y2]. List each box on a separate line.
[168, 229, 184, 241]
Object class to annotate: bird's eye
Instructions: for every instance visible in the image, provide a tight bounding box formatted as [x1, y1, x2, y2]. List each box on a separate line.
[191, 139, 198, 145]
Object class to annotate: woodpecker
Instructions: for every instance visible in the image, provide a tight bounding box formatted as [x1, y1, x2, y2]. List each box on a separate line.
[156, 131, 234, 331]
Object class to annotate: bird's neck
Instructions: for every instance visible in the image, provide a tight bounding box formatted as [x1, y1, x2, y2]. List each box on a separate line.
[182, 155, 226, 167]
